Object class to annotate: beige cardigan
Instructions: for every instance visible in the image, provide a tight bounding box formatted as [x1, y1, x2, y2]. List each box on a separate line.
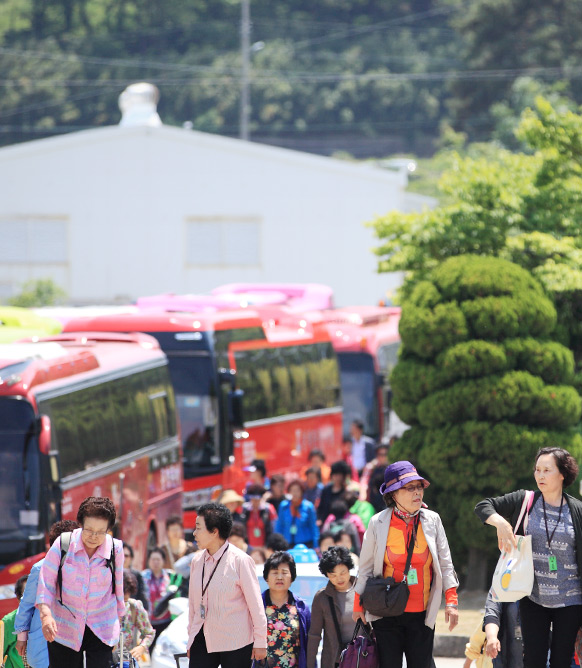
[354, 507, 458, 628]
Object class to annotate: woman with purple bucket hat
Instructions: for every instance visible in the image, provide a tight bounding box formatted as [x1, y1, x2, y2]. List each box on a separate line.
[352, 460, 459, 668]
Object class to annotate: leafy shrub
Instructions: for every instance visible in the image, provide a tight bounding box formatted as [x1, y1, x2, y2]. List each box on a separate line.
[399, 303, 468, 359]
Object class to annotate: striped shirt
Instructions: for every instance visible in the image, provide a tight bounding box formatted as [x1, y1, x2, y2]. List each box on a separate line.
[187, 541, 267, 653]
[36, 528, 125, 651]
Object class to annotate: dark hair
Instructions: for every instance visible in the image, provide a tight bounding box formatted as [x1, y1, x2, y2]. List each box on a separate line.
[77, 496, 116, 529]
[270, 474, 285, 487]
[334, 529, 354, 545]
[352, 419, 364, 432]
[266, 532, 289, 552]
[197, 503, 233, 540]
[229, 522, 248, 541]
[308, 449, 325, 461]
[535, 447, 579, 488]
[383, 491, 396, 508]
[330, 460, 351, 477]
[148, 547, 166, 562]
[318, 531, 335, 547]
[287, 479, 305, 494]
[48, 520, 79, 546]
[246, 483, 266, 497]
[123, 569, 138, 597]
[318, 546, 354, 575]
[123, 542, 134, 559]
[15, 575, 28, 600]
[165, 514, 183, 530]
[263, 551, 297, 582]
[375, 444, 389, 455]
[251, 459, 267, 477]
[330, 499, 349, 518]
[305, 466, 322, 482]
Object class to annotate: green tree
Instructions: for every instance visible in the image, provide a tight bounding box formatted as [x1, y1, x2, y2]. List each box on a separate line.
[8, 278, 67, 307]
[372, 98, 582, 384]
[390, 255, 582, 588]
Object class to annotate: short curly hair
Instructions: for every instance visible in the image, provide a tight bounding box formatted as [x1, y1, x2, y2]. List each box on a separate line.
[263, 551, 296, 582]
[318, 545, 354, 576]
[123, 569, 138, 597]
[535, 447, 579, 488]
[77, 497, 116, 529]
[48, 519, 79, 546]
[198, 503, 233, 540]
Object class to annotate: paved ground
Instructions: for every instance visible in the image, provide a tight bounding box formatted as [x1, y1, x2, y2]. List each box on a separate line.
[435, 659, 465, 667]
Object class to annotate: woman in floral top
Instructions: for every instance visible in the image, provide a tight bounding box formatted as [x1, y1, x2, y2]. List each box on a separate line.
[118, 570, 155, 662]
[261, 551, 311, 668]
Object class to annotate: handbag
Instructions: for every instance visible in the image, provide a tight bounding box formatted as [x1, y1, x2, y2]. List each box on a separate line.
[338, 620, 379, 668]
[360, 517, 417, 617]
[490, 490, 535, 603]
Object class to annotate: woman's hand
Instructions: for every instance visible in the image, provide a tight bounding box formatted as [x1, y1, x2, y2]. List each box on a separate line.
[485, 637, 501, 658]
[130, 645, 146, 659]
[486, 513, 517, 552]
[252, 648, 267, 661]
[15, 640, 27, 658]
[352, 611, 367, 624]
[444, 605, 458, 631]
[41, 614, 58, 642]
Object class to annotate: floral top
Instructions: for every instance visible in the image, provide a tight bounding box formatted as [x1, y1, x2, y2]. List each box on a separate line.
[120, 598, 155, 650]
[265, 599, 300, 668]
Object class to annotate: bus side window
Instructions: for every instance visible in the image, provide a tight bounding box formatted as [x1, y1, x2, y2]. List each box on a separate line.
[39, 396, 81, 477]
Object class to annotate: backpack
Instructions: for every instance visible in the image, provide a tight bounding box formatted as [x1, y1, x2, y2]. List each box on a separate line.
[57, 531, 116, 606]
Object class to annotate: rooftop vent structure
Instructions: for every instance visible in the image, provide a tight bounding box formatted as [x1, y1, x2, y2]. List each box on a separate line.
[118, 82, 162, 127]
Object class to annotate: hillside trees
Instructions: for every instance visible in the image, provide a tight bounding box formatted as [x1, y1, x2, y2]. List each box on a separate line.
[389, 255, 582, 587]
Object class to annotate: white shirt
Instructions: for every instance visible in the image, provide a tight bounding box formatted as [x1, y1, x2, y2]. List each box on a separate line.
[351, 437, 367, 471]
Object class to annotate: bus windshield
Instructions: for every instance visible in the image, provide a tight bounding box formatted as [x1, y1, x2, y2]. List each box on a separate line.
[337, 352, 378, 439]
[166, 355, 220, 478]
[0, 398, 40, 557]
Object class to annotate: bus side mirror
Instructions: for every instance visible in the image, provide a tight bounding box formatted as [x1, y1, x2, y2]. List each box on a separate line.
[38, 415, 52, 455]
[228, 389, 245, 429]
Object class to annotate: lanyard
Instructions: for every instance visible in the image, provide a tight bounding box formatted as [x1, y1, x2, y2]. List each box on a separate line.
[201, 544, 229, 599]
[542, 495, 564, 553]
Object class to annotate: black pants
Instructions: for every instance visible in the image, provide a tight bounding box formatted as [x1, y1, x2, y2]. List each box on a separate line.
[372, 612, 434, 668]
[189, 628, 253, 668]
[47, 625, 112, 668]
[150, 619, 172, 651]
[519, 596, 582, 668]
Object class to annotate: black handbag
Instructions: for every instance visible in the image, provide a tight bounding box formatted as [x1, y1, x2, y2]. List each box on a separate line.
[360, 518, 417, 617]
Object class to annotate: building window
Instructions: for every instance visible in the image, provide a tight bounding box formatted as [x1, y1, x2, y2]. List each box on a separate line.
[185, 217, 261, 267]
[0, 218, 68, 263]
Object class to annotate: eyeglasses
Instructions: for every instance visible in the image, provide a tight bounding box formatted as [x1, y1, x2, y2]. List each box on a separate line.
[82, 528, 108, 538]
[401, 484, 424, 493]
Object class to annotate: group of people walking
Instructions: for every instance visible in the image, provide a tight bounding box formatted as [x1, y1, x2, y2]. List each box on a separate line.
[6, 445, 582, 668]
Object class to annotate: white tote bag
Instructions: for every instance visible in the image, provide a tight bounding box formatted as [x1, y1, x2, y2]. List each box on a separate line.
[490, 490, 535, 602]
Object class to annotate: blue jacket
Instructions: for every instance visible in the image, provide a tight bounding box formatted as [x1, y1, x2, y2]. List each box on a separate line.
[14, 560, 48, 668]
[275, 499, 319, 548]
[261, 589, 311, 668]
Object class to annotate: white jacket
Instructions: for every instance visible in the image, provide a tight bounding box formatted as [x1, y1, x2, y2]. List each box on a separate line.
[354, 507, 459, 628]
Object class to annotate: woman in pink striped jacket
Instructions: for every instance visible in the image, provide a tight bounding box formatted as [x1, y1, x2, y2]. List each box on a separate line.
[36, 497, 125, 668]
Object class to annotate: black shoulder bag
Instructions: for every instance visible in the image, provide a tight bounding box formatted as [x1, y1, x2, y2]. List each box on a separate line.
[360, 516, 417, 617]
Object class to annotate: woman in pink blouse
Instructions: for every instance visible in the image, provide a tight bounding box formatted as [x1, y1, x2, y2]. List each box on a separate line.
[37, 497, 125, 668]
[187, 502, 267, 668]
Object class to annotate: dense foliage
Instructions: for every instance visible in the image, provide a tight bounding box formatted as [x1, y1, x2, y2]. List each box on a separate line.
[374, 99, 582, 390]
[1, 0, 582, 153]
[389, 256, 582, 583]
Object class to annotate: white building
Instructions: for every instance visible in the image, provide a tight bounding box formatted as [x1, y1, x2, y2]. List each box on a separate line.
[0, 84, 432, 306]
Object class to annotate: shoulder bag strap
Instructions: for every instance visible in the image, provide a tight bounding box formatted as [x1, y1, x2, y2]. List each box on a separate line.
[402, 517, 418, 577]
[327, 596, 344, 646]
[514, 491, 534, 535]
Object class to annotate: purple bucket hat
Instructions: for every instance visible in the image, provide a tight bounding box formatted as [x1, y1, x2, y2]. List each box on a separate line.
[379, 460, 430, 495]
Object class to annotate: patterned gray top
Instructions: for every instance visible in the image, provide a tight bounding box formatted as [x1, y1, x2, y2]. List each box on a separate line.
[528, 497, 582, 608]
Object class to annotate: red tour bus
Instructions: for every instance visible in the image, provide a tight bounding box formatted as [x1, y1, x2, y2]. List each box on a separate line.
[0, 333, 181, 612]
[319, 306, 403, 443]
[63, 310, 344, 530]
